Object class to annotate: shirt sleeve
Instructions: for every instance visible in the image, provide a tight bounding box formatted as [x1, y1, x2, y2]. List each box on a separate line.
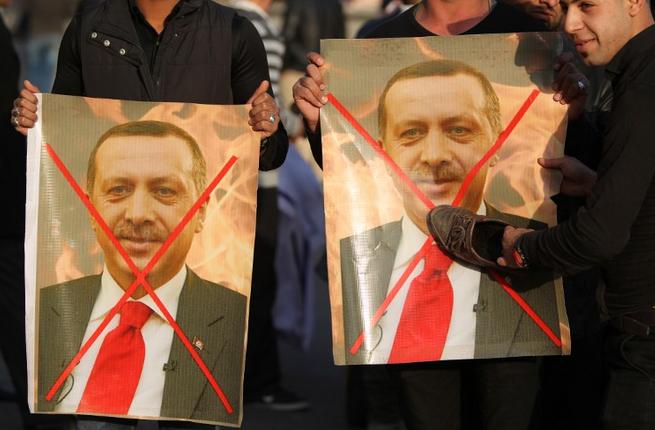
[51, 14, 84, 96]
[231, 15, 288, 171]
[518, 85, 655, 274]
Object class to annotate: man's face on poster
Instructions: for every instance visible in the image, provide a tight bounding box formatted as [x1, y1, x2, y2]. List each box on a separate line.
[381, 73, 498, 231]
[89, 134, 206, 291]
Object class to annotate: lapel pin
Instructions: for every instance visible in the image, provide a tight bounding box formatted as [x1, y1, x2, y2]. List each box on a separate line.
[192, 336, 205, 351]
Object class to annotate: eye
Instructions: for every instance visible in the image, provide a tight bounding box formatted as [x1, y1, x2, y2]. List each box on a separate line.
[579, 2, 593, 11]
[108, 185, 129, 196]
[399, 127, 425, 142]
[156, 187, 176, 197]
[448, 126, 470, 136]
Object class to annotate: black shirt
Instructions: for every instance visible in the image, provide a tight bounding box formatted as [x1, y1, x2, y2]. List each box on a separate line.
[518, 24, 655, 317]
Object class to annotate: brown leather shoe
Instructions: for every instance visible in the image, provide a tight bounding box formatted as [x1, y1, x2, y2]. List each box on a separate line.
[427, 205, 509, 269]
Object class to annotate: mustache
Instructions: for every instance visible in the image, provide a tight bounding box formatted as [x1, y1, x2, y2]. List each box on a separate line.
[411, 165, 465, 184]
[114, 221, 167, 242]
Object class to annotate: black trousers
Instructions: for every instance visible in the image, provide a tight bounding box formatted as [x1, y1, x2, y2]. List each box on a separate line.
[602, 326, 655, 430]
[389, 357, 540, 430]
[243, 188, 280, 397]
[0, 238, 74, 429]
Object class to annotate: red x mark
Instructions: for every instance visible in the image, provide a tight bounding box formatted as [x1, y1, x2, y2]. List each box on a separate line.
[44, 143, 239, 414]
[326, 90, 562, 358]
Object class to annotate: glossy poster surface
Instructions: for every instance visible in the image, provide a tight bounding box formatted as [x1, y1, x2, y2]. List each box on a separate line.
[320, 34, 571, 365]
[25, 94, 259, 426]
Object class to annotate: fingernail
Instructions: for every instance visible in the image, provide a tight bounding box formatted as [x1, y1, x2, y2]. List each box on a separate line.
[320, 84, 326, 90]
[321, 96, 328, 103]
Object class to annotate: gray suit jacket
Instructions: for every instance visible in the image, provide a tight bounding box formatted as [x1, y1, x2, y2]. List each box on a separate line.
[37, 269, 247, 425]
[340, 206, 561, 364]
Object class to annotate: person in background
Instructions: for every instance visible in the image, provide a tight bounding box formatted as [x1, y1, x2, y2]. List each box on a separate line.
[18, 0, 78, 91]
[1, 2, 73, 429]
[232, 0, 309, 412]
[356, 0, 421, 38]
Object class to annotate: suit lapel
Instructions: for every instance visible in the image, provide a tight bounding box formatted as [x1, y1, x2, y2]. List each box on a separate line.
[160, 270, 228, 418]
[344, 221, 402, 361]
[38, 276, 100, 410]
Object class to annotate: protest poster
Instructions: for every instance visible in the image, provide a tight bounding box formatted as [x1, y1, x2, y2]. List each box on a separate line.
[320, 33, 571, 365]
[25, 94, 259, 426]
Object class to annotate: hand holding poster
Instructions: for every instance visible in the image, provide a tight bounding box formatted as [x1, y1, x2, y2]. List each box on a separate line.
[320, 33, 571, 365]
[25, 94, 259, 426]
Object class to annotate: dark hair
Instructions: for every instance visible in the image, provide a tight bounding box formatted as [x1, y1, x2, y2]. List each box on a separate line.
[378, 59, 502, 140]
[87, 120, 207, 196]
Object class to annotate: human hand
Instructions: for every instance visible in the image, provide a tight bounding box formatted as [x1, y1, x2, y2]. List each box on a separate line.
[538, 156, 596, 197]
[292, 51, 327, 133]
[11, 80, 40, 136]
[552, 52, 589, 121]
[247, 80, 280, 140]
[497, 226, 533, 268]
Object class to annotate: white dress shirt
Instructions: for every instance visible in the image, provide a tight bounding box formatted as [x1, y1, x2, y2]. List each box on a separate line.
[366, 206, 485, 363]
[55, 266, 187, 417]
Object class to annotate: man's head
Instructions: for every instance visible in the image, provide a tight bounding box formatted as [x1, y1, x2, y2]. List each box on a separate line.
[561, 0, 654, 66]
[505, 0, 564, 29]
[87, 120, 207, 293]
[378, 60, 501, 231]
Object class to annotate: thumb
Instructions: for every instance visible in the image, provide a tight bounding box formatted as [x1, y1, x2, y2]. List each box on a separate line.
[538, 157, 565, 170]
[247, 80, 269, 104]
[24, 79, 41, 93]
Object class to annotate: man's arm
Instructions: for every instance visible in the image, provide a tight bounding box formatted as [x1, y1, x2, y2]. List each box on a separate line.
[231, 15, 288, 171]
[508, 86, 655, 274]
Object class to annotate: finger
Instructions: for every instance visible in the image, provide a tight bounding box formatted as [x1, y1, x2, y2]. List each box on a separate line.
[306, 64, 325, 90]
[24, 79, 41, 94]
[553, 51, 575, 72]
[249, 103, 277, 119]
[250, 91, 274, 108]
[306, 51, 325, 67]
[246, 80, 270, 105]
[537, 157, 565, 169]
[248, 109, 279, 125]
[18, 88, 38, 105]
[497, 257, 508, 267]
[16, 127, 28, 136]
[300, 75, 326, 104]
[251, 119, 278, 134]
[15, 104, 38, 122]
[14, 115, 36, 130]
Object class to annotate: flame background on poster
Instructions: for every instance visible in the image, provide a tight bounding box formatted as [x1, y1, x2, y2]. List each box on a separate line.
[35, 95, 259, 295]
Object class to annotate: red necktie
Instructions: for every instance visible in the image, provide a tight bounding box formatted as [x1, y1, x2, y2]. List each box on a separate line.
[77, 301, 153, 414]
[388, 243, 454, 363]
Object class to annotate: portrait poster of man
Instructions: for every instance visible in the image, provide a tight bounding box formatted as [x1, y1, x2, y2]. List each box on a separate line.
[24, 94, 260, 426]
[320, 33, 572, 366]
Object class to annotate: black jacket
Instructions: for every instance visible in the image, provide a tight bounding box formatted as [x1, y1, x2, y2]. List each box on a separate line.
[53, 0, 287, 170]
[0, 14, 25, 238]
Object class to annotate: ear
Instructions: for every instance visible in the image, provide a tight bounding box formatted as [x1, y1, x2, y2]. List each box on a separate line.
[194, 198, 208, 233]
[626, 0, 647, 16]
[87, 193, 98, 232]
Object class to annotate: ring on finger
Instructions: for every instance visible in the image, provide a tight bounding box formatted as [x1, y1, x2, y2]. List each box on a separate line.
[10, 116, 20, 127]
[576, 80, 586, 91]
[11, 107, 20, 117]
[268, 113, 276, 124]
